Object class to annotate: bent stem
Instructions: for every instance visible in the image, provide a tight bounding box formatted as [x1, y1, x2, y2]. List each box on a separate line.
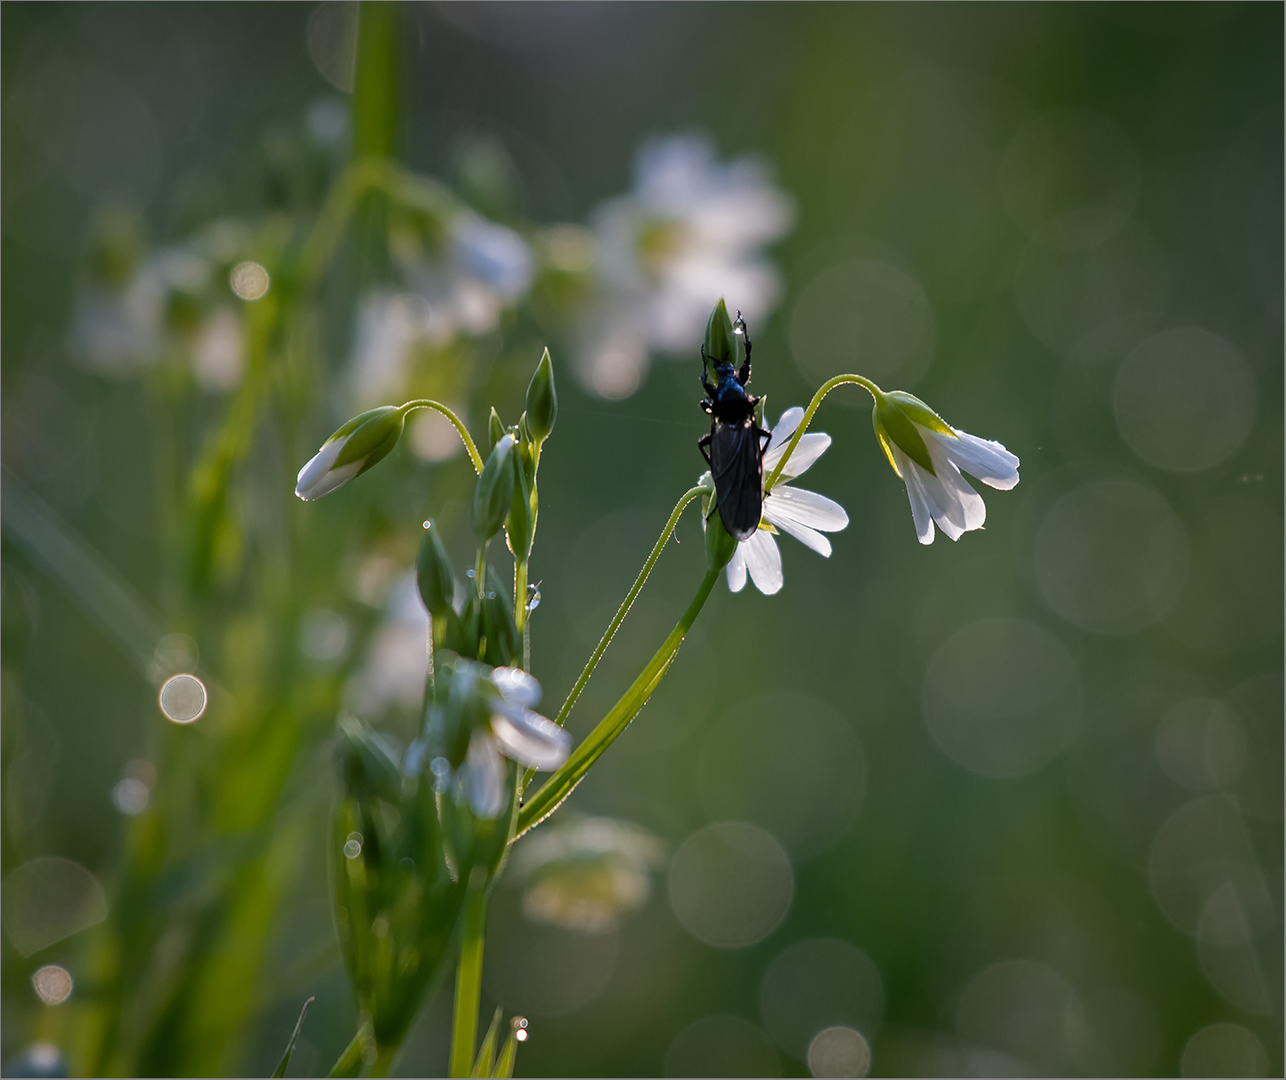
[515, 566, 719, 838]
[764, 373, 883, 491]
[449, 876, 489, 1078]
[402, 400, 485, 475]
[518, 485, 703, 794]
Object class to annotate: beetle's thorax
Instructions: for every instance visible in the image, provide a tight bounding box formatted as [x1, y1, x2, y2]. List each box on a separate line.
[710, 363, 755, 423]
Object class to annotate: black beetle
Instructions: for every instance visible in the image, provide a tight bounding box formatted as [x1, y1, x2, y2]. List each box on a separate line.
[699, 312, 772, 542]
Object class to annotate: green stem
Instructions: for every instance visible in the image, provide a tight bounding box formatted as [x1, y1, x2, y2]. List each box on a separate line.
[326, 1025, 369, 1077]
[764, 374, 883, 491]
[515, 566, 719, 838]
[401, 399, 484, 474]
[513, 558, 529, 670]
[449, 878, 489, 1078]
[558, 486, 702, 730]
[517, 485, 701, 792]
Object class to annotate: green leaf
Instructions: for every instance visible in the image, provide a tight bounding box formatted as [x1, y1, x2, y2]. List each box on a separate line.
[470, 1008, 504, 1077]
[272, 995, 315, 1078]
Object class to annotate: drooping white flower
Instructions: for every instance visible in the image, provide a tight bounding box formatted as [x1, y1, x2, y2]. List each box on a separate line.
[872, 390, 1020, 544]
[459, 665, 571, 818]
[578, 134, 795, 398]
[712, 407, 849, 595]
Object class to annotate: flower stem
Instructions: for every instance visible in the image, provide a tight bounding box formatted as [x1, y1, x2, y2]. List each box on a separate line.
[517, 486, 702, 792]
[513, 558, 529, 670]
[515, 565, 719, 838]
[763, 374, 883, 491]
[401, 400, 484, 475]
[557, 486, 702, 729]
[449, 876, 489, 1078]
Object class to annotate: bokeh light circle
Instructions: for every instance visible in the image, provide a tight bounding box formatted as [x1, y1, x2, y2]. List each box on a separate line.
[807, 1027, 871, 1079]
[664, 1015, 781, 1078]
[922, 618, 1080, 779]
[229, 260, 270, 301]
[1154, 698, 1247, 791]
[158, 674, 207, 723]
[1000, 109, 1141, 249]
[759, 938, 884, 1058]
[955, 959, 1084, 1073]
[1034, 479, 1189, 635]
[32, 964, 73, 1005]
[1180, 1023, 1269, 1078]
[697, 694, 866, 858]
[1147, 795, 1273, 942]
[668, 822, 793, 949]
[790, 260, 934, 390]
[1113, 327, 1256, 472]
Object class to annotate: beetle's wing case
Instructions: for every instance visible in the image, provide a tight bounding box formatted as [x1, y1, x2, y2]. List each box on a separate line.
[710, 417, 765, 542]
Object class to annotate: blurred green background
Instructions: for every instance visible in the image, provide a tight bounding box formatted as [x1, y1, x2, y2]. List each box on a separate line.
[2, 4, 1281, 1077]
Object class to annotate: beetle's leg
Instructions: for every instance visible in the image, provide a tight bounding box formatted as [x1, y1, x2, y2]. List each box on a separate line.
[697, 430, 713, 466]
[735, 311, 753, 385]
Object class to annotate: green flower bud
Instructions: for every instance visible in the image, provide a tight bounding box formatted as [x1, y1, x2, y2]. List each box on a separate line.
[704, 500, 738, 572]
[871, 389, 951, 477]
[525, 347, 558, 443]
[415, 521, 456, 618]
[505, 446, 534, 562]
[295, 405, 406, 501]
[488, 407, 506, 453]
[703, 298, 737, 368]
[472, 434, 517, 541]
[336, 716, 402, 804]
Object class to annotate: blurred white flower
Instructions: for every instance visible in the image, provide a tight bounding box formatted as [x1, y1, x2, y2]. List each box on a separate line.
[511, 816, 666, 933]
[348, 212, 534, 409]
[715, 407, 848, 595]
[578, 133, 795, 398]
[346, 571, 429, 716]
[872, 390, 1020, 544]
[460, 665, 571, 818]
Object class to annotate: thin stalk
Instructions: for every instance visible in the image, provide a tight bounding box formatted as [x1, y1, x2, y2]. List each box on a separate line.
[764, 374, 882, 491]
[326, 1026, 368, 1078]
[556, 486, 702, 729]
[449, 880, 489, 1078]
[516, 567, 719, 838]
[518, 485, 701, 794]
[513, 558, 529, 670]
[402, 400, 484, 475]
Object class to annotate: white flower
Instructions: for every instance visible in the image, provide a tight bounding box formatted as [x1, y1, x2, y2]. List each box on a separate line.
[716, 407, 849, 595]
[460, 665, 571, 818]
[578, 133, 795, 398]
[873, 390, 1020, 544]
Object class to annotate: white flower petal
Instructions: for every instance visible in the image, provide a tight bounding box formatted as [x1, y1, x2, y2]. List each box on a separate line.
[767, 512, 832, 557]
[766, 407, 805, 453]
[466, 733, 507, 819]
[928, 427, 1021, 490]
[295, 438, 362, 501]
[490, 666, 542, 708]
[769, 432, 831, 480]
[764, 486, 849, 532]
[924, 440, 987, 534]
[740, 529, 783, 595]
[725, 546, 749, 593]
[891, 445, 937, 544]
[490, 709, 571, 772]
